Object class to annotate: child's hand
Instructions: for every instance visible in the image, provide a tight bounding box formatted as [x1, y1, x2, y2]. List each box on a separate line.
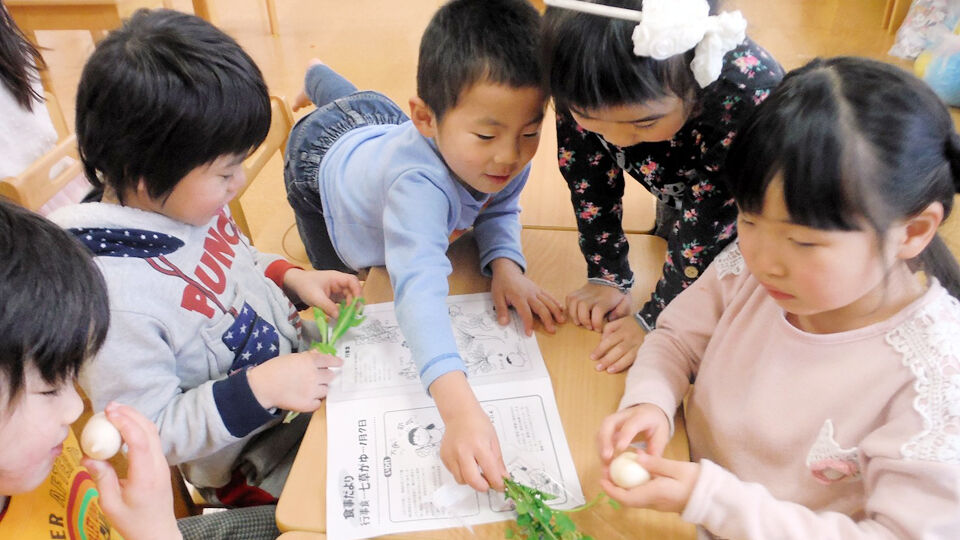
[565, 282, 633, 331]
[599, 453, 700, 514]
[490, 258, 565, 336]
[596, 404, 670, 462]
[248, 350, 343, 412]
[292, 58, 326, 112]
[591, 316, 646, 372]
[83, 403, 183, 540]
[431, 372, 508, 492]
[283, 268, 362, 318]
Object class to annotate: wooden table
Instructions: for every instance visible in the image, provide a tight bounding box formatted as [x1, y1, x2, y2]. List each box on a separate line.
[276, 228, 696, 539]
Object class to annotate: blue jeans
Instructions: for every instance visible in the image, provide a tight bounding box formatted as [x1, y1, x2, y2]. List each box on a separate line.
[283, 64, 408, 271]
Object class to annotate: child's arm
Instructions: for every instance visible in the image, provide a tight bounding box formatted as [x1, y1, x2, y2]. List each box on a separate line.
[603, 451, 960, 539]
[472, 167, 565, 334]
[383, 178, 509, 491]
[554, 110, 636, 327]
[430, 371, 508, 492]
[247, 350, 342, 412]
[616, 245, 743, 432]
[83, 403, 183, 540]
[241, 229, 361, 318]
[81, 312, 331, 466]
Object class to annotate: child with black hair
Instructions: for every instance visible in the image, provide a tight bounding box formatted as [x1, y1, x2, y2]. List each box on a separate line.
[542, 0, 783, 372]
[0, 199, 280, 539]
[50, 9, 361, 505]
[284, 0, 564, 493]
[597, 57, 960, 538]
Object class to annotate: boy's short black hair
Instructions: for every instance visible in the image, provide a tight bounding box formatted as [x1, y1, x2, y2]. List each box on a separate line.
[417, 0, 543, 120]
[76, 9, 270, 204]
[0, 199, 109, 406]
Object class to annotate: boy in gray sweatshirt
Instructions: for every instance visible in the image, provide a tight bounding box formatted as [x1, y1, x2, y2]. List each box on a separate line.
[50, 9, 360, 505]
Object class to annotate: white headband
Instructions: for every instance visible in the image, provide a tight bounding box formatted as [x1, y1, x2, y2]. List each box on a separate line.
[544, 0, 747, 88]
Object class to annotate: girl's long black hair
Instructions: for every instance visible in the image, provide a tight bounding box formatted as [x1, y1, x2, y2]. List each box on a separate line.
[0, 1, 45, 110]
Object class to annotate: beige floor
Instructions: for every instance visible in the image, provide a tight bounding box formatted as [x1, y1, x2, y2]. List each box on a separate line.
[28, 0, 960, 260]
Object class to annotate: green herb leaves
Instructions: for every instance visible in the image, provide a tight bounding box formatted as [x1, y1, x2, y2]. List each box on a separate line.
[503, 476, 620, 540]
[283, 298, 366, 423]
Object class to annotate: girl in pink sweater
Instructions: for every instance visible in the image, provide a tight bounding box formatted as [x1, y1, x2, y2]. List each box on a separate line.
[596, 57, 960, 539]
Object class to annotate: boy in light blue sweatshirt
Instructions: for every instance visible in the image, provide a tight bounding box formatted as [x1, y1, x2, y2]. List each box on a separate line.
[284, 0, 565, 493]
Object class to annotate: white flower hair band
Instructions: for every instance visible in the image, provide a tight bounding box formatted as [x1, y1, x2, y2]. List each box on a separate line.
[544, 0, 747, 88]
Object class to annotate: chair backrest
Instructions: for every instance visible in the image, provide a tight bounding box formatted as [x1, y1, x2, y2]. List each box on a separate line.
[0, 133, 85, 212]
[44, 90, 69, 142]
[229, 95, 295, 240]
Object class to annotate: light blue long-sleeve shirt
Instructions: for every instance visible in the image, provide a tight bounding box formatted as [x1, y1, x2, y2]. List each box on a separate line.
[318, 120, 528, 391]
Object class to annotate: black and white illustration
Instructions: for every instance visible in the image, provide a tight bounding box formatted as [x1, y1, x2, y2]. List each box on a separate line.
[332, 293, 540, 400]
[325, 294, 583, 540]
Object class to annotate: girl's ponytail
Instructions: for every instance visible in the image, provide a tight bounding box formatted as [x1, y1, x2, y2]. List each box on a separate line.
[947, 131, 960, 194]
[920, 130, 960, 299]
[919, 235, 960, 299]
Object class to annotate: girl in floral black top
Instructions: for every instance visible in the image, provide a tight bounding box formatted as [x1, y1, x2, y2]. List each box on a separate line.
[542, 0, 784, 371]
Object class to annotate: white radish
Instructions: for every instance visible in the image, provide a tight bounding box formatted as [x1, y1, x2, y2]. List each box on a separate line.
[609, 451, 651, 488]
[80, 412, 122, 460]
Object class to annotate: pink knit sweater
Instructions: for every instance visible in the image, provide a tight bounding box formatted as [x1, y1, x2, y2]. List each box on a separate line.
[620, 244, 960, 539]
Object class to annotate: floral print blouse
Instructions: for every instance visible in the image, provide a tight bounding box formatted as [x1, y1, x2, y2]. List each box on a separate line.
[556, 38, 784, 329]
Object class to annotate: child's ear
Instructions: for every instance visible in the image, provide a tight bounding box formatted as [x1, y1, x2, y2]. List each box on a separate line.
[409, 97, 438, 138]
[897, 201, 945, 259]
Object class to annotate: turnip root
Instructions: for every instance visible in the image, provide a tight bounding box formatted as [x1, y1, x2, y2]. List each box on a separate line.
[610, 451, 651, 488]
[81, 412, 122, 460]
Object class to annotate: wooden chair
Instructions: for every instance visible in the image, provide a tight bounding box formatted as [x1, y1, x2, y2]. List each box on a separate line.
[162, 0, 278, 35]
[0, 133, 84, 212]
[229, 94, 294, 241]
[44, 90, 70, 141]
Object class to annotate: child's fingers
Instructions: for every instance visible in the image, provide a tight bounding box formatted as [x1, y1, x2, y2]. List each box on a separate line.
[104, 405, 158, 483]
[596, 411, 628, 461]
[83, 458, 122, 511]
[441, 452, 463, 485]
[590, 303, 608, 333]
[590, 329, 620, 363]
[459, 454, 491, 492]
[311, 351, 344, 368]
[578, 300, 594, 331]
[613, 416, 649, 455]
[633, 451, 684, 479]
[644, 429, 669, 459]
[346, 276, 363, 298]
[530, 298, 557, 334]
[615, 295, 635, 319]
[314, 295, 340, 319]
[603, 347, 638, 373]
[599, 477, 650, 508]
[493, 293, 511, 326]
[104, 403, 162, 456]
[513, 299, 534, 336]
[538, 291, 566, 325]
[477, 442, 507, 492]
